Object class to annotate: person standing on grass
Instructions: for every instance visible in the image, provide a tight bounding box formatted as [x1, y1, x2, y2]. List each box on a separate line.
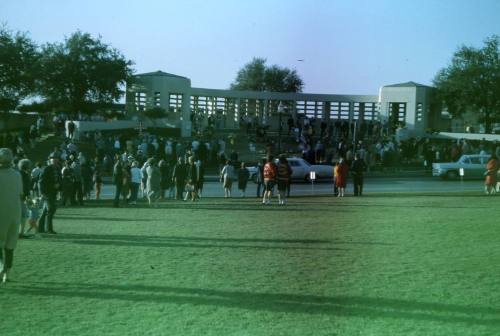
[238, 162, 250, 197]
[112, 154, 124, 207]
[332, 161, 339, 196]
[277, 156, 292, 205]
[0, 148, 23, 283]
[159, 159, 172, 200]
[262, 155, 277, 205]
[18, 158, 32, 239]
[194, 159, 205, 198]
[146, 158, 161, 207]
[129, 161, 141, 205]
[140, 160, 149, 199]
[255, 158, 265, 198]
[335, 157, 349, 198]
[220, 160, 235, 198]
[93, 159, 102, 200]
[185, 156, 198, 201]
[351, 153, 366, 196]
[172, 157, 186, 200]
[484, 154, 499, 195]
[38, 154, 61, 233]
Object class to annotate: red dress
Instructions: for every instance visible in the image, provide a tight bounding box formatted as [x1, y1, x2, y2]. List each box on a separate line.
[485, 158, 499, 186]
[335, 162, 349, 188]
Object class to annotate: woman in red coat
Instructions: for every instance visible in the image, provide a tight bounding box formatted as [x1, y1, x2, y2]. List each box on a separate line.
[484, 154, 499, 195]
[335, 158, 349, 197]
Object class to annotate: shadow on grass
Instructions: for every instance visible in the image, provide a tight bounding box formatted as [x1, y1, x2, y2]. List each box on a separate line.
[57, 216, 153, 222]
[8, 282, 500, 327]
[48, 233, 349, 251]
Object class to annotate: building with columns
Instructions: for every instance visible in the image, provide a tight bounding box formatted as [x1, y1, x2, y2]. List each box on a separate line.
[125, 71, 445, 138]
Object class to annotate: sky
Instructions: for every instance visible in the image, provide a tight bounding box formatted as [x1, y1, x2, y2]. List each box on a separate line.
[2, 0, 500, 95]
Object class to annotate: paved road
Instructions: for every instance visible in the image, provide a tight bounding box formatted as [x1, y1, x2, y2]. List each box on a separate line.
[93, 177, 486, 200]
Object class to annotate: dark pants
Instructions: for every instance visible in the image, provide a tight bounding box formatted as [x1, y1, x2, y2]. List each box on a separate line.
[256, 182, 263, 197]
[175, 180, 185, 200]
[353, 175, 363, 196]
[72, 181, 84, 205]
[114, 183, 123, 206]
[0, 248, 14, 270]
[39, 195, 57, 232]
[129, 183, 139, 202]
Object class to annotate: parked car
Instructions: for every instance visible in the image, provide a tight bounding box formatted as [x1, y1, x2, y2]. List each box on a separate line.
[247, 157, 334, 183]
[432, 154, 490, 180]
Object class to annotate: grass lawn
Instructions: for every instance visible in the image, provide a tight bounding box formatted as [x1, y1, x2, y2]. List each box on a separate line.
[1, 193, 500, 336]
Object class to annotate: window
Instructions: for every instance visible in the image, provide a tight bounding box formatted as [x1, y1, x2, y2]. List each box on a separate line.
[169, 93, 183, 113]
[416, 103, 423, 122]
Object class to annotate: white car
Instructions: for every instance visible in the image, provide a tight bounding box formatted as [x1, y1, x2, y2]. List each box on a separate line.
[248, 157, 334, 182]
[432, 154, 490, 179]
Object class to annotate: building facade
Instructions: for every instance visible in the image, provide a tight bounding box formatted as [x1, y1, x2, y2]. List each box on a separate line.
[126, 71, 443, 138]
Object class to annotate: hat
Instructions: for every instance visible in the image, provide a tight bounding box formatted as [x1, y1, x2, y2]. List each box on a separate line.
[0, 148, 13, 167]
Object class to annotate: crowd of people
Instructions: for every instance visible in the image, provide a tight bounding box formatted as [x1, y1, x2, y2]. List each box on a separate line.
[2, 113, 500, 283]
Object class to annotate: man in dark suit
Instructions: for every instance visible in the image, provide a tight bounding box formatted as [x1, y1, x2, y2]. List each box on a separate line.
[351, 154, 366, 196]
[172, 157, 186, 200]
[38, 155, 61, 234]
[112, 154, 123, 207]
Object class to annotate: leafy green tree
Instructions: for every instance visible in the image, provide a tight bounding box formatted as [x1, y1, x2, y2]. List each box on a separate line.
[433, 35, 500, 133]
[39, 31, 134, 115]
[230, 57, 303, 92]
[0, 27, 40, 112]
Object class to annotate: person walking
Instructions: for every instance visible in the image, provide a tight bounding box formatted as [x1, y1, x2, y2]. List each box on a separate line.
[335, 157, 349, 197]
[262, 155, 277, 205]
[351, 153, 366, 196]
[277, 156, 292, 205]
[0, 148, 23, 283]
[237, 162, 250, 197]
[220, 160, 235, 198]
[484, 154, 499, 195]
[38, 154, 61, 233]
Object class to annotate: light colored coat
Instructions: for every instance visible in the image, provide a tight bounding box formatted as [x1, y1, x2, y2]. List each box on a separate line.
[0, 168, 22, 249]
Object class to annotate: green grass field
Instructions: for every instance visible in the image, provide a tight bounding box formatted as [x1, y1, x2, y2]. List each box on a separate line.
[2, 193, 500, 336]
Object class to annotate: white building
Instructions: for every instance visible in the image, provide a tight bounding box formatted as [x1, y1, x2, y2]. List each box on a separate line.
[126, 71, 442, 138]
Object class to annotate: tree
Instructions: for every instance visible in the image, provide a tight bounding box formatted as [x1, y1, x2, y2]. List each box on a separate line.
[433, 35, 500, 133]
[230, 57, 304, 93]
[0, 27, 40, 112]
[39, 31, 134, 115]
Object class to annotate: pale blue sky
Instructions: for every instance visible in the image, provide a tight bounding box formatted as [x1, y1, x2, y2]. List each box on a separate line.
[2, 0, 500, 94]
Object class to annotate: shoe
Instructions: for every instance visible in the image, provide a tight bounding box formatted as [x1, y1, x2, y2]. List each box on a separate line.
[47, 230, 57, 234]
[1, 270, 8, 283]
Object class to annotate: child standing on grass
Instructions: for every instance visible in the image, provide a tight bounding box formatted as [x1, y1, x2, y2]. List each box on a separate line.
[184, 179, 197, 201]
[26, 197, 41, 235]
